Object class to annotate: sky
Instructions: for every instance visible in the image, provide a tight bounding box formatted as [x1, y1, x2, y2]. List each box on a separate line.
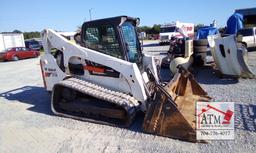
[0, 0, 255, 32]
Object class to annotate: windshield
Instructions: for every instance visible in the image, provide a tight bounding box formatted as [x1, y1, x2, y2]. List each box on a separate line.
[84, 25, 122, 59]
[26, 41, 38, 44]
[160, 27, 176, 33]
[244, 15, 256, 25]
[121, 22, 140, 63]
[237, 29, 253, 36]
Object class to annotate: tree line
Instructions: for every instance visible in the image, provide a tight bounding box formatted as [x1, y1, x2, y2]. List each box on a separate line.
[9, 24, 225, 40]
[11, 30, 40, 40]
[138, 24, 161, 34]
[23, 31, 40, 39]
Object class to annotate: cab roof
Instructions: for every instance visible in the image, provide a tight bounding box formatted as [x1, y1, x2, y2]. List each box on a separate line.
[82, 16, 140, 27]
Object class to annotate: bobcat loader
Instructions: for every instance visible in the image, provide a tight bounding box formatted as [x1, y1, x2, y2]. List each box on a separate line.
[40, 16, 210, 142]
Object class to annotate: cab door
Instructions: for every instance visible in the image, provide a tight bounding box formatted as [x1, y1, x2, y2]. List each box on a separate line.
[21, 47, 31, 58]
[247, 29, 254, 47]
[240, 29, 254, 48]
[15, 47, 26, 59]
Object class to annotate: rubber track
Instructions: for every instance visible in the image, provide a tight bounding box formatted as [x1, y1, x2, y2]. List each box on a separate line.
[53, 77, 140, 126]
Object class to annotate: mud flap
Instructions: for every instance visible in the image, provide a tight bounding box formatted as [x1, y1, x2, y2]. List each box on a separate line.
[143, 66, 211, 142]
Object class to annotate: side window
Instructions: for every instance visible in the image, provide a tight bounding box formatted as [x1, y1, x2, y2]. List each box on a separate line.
[22, 47, 27, 51]
[85, 25, 122, 59]
[238, 29, 254, 36]
[16, 48, 20, 51]
[85, 27, 100, 48]
[255, 29, 256, 35]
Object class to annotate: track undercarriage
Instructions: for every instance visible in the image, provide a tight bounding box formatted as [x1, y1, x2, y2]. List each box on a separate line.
[52, 77, 140, 127]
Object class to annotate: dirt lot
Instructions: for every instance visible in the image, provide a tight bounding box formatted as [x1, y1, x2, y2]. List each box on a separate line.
[0, 41, 256, 153]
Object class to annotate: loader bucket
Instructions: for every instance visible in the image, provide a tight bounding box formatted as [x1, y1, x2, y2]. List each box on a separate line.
[143, 66, 211, 142]
[207, 34, 255, 78]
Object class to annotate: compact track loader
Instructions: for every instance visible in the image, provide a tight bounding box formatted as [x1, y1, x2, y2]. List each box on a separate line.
[40, 16, 210, 142]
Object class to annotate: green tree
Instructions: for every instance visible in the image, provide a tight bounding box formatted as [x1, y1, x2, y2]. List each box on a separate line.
[138, 26, 151, 33]
[23, 31, 40, 39]
[138, 25, 161, 34]
[151, 24, 161, 34]
[12, 30, 22, 33]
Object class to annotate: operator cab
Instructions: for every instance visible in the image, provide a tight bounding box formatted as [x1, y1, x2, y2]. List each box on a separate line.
[81, 16, 142, 64]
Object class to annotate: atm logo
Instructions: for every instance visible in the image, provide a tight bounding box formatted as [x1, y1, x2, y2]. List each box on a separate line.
[196, 102, 234, 140]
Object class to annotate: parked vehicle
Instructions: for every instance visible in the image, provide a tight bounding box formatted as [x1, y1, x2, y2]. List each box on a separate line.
[1, 47, 40, 61]
[0, 33, 25, 53]
[237, 27, 256, 48]
[25, 40, 42, 50]
[159, 21, 194, 45]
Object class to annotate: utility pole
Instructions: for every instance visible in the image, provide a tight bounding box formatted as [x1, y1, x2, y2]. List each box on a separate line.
[89, 8, 93, 20]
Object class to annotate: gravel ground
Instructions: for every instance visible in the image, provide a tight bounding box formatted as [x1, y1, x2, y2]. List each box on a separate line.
[0, 40, 256, 153]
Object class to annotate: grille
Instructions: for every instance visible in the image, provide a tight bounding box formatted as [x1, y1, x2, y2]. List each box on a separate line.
[160, 35, 169, 41]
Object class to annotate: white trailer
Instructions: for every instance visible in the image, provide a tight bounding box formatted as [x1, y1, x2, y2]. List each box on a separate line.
[0, 33, 25, 52]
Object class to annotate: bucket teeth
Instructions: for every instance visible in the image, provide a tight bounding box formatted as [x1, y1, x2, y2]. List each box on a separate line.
[143, 66, 211, 142]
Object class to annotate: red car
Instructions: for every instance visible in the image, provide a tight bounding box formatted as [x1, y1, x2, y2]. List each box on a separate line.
[0, 47, 40, 61]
